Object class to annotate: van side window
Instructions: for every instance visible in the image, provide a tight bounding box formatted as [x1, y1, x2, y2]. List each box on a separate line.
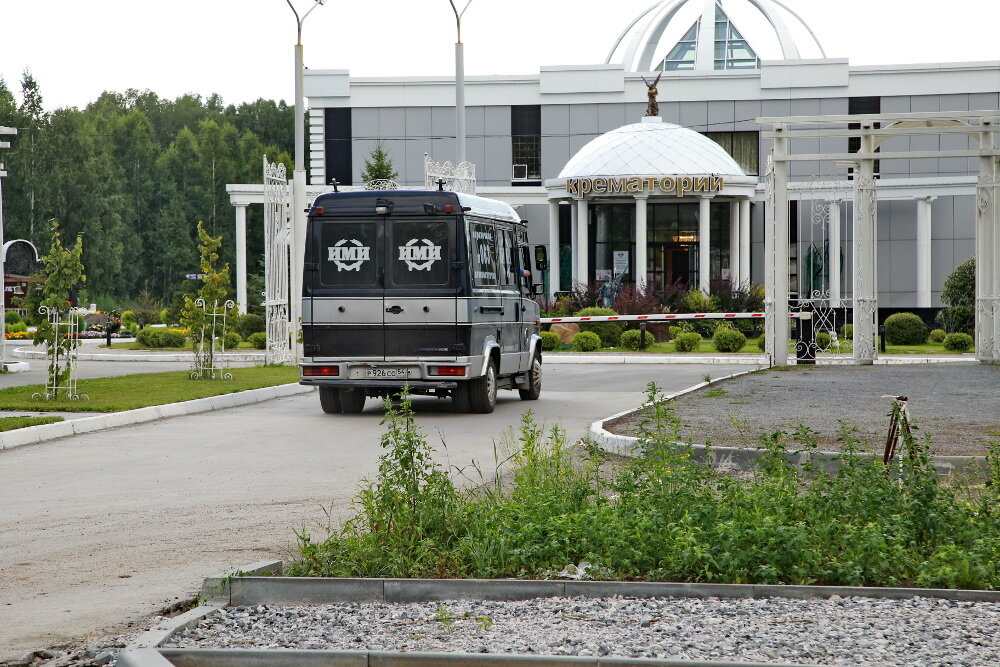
[497, 227, 518, 288]
[470, 222, 498, 287]
[321, 222, 379, 287]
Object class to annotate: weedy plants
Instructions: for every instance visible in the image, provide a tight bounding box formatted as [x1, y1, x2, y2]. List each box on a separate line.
[288, 384, 1000, 589]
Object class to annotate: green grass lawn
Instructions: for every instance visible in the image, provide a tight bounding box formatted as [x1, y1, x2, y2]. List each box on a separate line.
[0, 415, 65, 432]
[0, 365, 300, 412]
[105, 341, 260, 351]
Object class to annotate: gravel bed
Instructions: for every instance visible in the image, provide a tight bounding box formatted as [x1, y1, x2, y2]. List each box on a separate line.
[607, 364, 1000, 456]
[165, 595, 1000, 666]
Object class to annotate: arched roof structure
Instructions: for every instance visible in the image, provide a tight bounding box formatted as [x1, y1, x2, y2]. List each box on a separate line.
[606, 0, 826, 73]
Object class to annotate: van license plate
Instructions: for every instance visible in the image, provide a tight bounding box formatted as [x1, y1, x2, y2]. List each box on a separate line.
[351, 366, 416, 379]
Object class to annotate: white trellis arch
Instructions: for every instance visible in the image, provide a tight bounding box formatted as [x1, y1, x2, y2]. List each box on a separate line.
[759, 111, 1000, 366]
[263, 156, 292, 365]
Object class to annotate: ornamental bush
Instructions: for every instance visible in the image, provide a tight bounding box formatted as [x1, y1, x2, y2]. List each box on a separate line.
[540, 331, 560, 351]
[943, 332, 973, 352]
[234, 313, 265, 339]
[5, 311, 23, 325]
[620, 328, 655, 350]
[573, 307, 623, 347]
[936, 305, 975, 335]
[158, 330, 187, 348]
[839, 323, 853, 340]
[5, 322, 27, 334]
[135, 327, 159, 348]
[816, 331, 832, 350]
[884, 312, 928, 345]
[713, 329, 747, 353]
[220, 331, 242, 350]
[674, 332, 702, 353]
[572, 330, 601, 352]
[929, 328, 947, 343]
[248, 332, 268, 350]
[757, 333, 766, 351]
[668, 325, 687, 341]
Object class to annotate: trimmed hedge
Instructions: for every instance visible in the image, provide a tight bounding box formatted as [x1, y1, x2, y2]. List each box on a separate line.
[572, 331, 601, 352]
[620, 328, 655, 350]
[884, 312, 928, 345]
[540, 331, 560, 351]
[757, 333, 766, 351]
[248, 332, 267, 350]
[674, 332, 702, 353]
[713, 329, 747, 353]
[816, 331, 832, 349]
[943, 332, 973, 352]
[929, 328, 947, 343]
[573, 307, 623, 347]
[220, 331, 242, 350]
[234, 313, 265, 339]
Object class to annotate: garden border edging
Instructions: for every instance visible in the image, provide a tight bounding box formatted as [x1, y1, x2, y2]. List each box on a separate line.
[588, 373, 988, 477]
[0, 384, 314, 451]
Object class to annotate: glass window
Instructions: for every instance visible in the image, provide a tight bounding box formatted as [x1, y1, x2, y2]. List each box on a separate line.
[512, 136, 541, 181]
[496, 227, 518, 288]
[321, 221, 379, 288]
[391, 220, 451, 287]
[705, 131, 759, 176]
[470, 222, 498, 287]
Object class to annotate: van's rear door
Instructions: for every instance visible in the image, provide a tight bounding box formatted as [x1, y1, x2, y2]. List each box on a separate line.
[383, 217, 461, 359]
[308, 218, 385, 360]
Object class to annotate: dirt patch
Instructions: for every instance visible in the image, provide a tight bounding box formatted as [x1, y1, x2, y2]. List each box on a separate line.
[606, 364, 1000, 456]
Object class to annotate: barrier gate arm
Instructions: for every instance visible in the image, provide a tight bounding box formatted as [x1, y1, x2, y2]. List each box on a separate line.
[539, 312, 809, 324]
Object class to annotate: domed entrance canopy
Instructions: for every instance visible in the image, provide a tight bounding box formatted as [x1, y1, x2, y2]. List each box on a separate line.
[606, 0, 826, 72]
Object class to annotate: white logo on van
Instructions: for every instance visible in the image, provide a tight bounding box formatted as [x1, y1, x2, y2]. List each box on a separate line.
[328, 239, 370, 272]
[398, 239, 441, 271]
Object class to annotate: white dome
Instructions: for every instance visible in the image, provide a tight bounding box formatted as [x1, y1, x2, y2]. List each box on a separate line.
[559, 117, 746, 179]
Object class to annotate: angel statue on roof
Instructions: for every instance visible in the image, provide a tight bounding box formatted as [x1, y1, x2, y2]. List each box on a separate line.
[640, 72, 663, 117]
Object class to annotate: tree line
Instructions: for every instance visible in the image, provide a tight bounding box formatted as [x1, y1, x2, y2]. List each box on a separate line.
[0, 71, 294, 307]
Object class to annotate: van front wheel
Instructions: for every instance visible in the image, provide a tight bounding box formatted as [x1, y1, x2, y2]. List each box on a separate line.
[319, 387, 342, 414]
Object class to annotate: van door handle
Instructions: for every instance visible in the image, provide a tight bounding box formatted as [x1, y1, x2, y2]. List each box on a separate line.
[479, 306, 504, 315]
[386, 305, 404, 314]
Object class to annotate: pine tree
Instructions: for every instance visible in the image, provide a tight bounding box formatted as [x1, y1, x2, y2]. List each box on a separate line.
[360, 142, 398, 183]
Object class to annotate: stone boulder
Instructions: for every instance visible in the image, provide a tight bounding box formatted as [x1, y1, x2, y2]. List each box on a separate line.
[549, 322, 581, 344]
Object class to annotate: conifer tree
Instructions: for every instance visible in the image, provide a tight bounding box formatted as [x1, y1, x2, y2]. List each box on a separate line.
[360, 142, 398, 183]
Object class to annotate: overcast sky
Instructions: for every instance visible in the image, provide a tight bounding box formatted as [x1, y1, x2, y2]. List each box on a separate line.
[2, 0, 999, 111]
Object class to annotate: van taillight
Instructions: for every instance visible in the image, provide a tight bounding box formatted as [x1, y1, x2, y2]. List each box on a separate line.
[429, 365, 466, 376]
[303, 365, 339, 376]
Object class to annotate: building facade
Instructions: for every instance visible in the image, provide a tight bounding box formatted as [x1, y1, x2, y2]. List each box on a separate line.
[296, 0, 1000, 308]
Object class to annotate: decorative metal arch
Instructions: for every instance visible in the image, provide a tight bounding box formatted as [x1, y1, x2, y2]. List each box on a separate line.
[363, 179, 400, 190]
[423, 153, 477, 194]
[263, 156, 292, 366]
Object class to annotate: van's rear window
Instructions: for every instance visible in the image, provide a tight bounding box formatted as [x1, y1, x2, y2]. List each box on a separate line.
[390, 220, 451, 287]
[321, 222, 378, 287]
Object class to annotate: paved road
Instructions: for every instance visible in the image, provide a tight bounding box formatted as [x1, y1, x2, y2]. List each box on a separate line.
[0, 363, 747, 659]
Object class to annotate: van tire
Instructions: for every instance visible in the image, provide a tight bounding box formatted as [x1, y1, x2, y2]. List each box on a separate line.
[452, 384, 472, 413]
[319, 387, 342, 414]
[340, 388, 366, 414]
[518, 354, 542, 401]
[468, 360, 498, 414]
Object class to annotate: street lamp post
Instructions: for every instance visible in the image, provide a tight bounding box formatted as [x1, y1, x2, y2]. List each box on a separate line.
[286, 0, 326, 363]
[1, 126, 17, 371]
[448, 1, 474, 164]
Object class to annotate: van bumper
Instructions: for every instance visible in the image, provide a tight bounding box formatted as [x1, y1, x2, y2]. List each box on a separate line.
[299, 379, 460, 389]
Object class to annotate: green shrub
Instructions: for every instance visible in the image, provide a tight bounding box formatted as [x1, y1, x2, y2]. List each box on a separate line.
[5, 321, 27, 334]
[816, 331, 832, 349]
[936, 305, 974, 335]
[120, 310, 137, 331]
[540, 331, 560, 351]
[713, 329, 747, 353]
[668, 325, 687, 340]
[757, 333, 766, 351]
[234, 313, 265, 339]
[572, 331, 601, 352]
[620, 328, 655, 350]
[158, 308, 171, 326]
[135, 327, 159, 348]
[929, 328, 947, 343]
[674, 332, 702, 353]
[884, 312, 928, 345]
[941, 257, 975, 308]
[682, 288, 711, 313]
[839, 323, 853, 340]
[158, 330, 187, 348]
[5, 311, 23, 325]
[248, 332, 268, 350]
[573, 307, 623, 347]
[220, 331, 242, 350]
[943, 332, 973, 352]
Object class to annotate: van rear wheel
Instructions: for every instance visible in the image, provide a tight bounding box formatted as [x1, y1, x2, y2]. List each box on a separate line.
[468, 360, 498, 414]
[319, 387, 342, 414]
[340, 388, 366, 414]
[518, 354, 542, 401]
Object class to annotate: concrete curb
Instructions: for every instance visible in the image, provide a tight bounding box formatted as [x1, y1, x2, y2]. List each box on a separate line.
[12, 346, 266, 362]
[545, 354, 975, 365]
[588, 373, 988, 478]
[0, 384, 314, 452]
[1, 360, 30, 373]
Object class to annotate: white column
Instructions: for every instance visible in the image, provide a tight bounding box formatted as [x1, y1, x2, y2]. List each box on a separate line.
[976, 125, 998, 363]
[635, 194, 648, 291]
[570, 200, 579, 286]
[577, 197, 589, 286]
[235, 203, 249, 315]
[853, 128, 879, 365]
[739, 198, 751, 286]
[828, 200, 841, 306]
[765, 129, 791, 367]
[916, 196, 936, 309]
[698, 195, 712, 293]
[547, 200, 561, 300]
[729, 200, 740, 287]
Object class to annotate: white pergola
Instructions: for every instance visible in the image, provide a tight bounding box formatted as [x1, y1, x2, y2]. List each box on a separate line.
[758, 110, 1000, 366]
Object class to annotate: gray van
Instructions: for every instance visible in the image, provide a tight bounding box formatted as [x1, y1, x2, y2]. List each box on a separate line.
[299, 189, 546, 414]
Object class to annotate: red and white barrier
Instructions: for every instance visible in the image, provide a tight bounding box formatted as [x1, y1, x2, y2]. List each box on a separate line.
[541, 312, 805, 324]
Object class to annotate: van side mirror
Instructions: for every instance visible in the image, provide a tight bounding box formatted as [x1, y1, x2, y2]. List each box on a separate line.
[533, 283, 545, 296]
[533, 245, 549, 271]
